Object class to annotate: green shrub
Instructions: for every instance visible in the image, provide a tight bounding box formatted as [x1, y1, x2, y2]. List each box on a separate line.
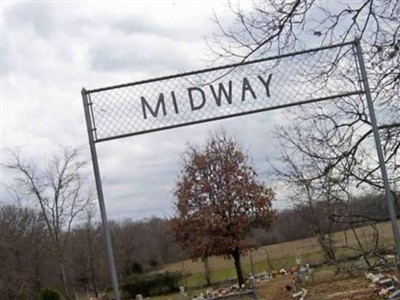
[121, 271, 183, 298]
[38, 288, 63, 300]
[124, 260, 143, 276]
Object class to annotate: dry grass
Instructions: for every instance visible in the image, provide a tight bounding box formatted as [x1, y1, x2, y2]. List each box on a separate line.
[147, 221, 399, 300]
[152, 267, 383, 300]
[164, 238, 320, 275]
[163, 221, 398, 287]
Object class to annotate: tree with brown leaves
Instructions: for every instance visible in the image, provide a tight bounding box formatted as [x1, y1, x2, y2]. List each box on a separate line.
[169, 132, 276, 287]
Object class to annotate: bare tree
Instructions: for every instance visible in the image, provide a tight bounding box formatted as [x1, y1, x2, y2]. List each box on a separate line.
[209, 0, 399, 194]
[272, 150, 351, 265]
[70, 207, 101, 298]
[209, 1, 399, 272]
[0, 204, 47, 300]
[4, 147, 94, 299]
[169, 131, 276, 286]
[83, 209, 100, 298]
[108, 216, 185, 282]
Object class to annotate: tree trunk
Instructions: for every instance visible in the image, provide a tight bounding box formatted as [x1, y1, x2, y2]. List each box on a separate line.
[89, 255, 98, 298]
[87, 227, 98, 298]
[202, 256, 212, 286]
[60, 261, 71, 299]
[317, 234, 336, 264]
[33, 246, 42, 295]
[231, 247, 245, 287]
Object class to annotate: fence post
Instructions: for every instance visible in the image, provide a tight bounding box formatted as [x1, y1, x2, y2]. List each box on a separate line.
[354, 39, 400, 278]
[82, 88, 121, 300]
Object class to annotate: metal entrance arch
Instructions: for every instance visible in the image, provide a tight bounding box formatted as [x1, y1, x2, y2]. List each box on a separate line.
[82, 39, 399, 300]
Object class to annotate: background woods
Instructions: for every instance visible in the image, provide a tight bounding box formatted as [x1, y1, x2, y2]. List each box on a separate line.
[1, 144, 398, 298]
[0, 192, 397, 298]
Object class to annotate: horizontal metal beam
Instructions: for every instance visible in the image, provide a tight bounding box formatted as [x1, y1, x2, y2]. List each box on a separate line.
[86, 40, 357, 94]
[94, 90, 364, 143]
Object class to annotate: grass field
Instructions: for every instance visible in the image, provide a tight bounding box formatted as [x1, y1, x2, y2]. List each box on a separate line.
[92, 221, 398, 300]
[140, 221, 398, 300]
[162, 220, 398, 289]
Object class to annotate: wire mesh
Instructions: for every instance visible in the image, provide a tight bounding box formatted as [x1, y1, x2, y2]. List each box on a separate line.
[86, 42, 364, 143]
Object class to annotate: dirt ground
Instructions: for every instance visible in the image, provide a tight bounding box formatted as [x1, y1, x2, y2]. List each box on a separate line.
[256, 274, 382, 300]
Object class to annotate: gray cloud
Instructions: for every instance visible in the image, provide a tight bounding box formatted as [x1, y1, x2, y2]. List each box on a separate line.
[3, 3, 56, 38]
[89, 40, 191, 73]
[112, 15, 209, 42]
[113, 16, 171, 38]
[2, 2, 290, 222]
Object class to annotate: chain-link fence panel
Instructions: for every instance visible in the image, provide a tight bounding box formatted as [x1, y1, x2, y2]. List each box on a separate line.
[86, 42, 364, 143]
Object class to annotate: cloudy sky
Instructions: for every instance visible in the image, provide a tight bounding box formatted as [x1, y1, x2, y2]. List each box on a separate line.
[1, 1, 292, 221]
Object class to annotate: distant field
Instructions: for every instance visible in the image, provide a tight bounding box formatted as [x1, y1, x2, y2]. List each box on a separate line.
[163, 221, 398, 287]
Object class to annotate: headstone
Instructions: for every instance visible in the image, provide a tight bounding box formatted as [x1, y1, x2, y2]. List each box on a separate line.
[296, 271, 308, 285]
[279, 268, 288, 275]
[292, 288, 307, 300]
[380, 278, 395, 290]
[372, 273, 385, 283]
[248, 273, 255, 288]
[388, 290, 400, 299]
[100, 294, 109, 300]
[359, 256, 368, 269]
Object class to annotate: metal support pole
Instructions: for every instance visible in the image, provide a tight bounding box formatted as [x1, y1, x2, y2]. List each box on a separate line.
[354, 40, 400, 277]
[82, 88, 121, 300]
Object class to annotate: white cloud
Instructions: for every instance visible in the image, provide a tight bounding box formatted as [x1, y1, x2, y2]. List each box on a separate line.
[1, 1, 288, 221]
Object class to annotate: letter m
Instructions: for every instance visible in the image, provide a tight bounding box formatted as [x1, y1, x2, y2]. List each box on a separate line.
[141, 94, 167, 119]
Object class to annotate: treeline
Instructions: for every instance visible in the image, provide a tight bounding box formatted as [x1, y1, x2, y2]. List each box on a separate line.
[252, 193, 396, 246]
[0, 205, 185, 300]
[0, 193, 395, 299]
